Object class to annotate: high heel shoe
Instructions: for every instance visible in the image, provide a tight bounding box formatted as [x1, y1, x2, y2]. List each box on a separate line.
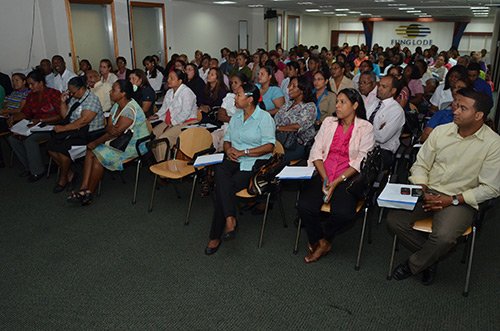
[204, 240, 221, 255]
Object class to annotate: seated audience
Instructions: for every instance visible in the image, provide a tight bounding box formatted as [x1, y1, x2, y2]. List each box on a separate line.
[430, 54, 448, 82]
[297, 88, 374, 263]
[353, 60, 378, 89]
[403, 64, 424, 107]
[329, 62, 355, 97]
[198, 68, 228, 123]
[429, 65, 468, 113]
[205, 83, 276, 255]
[47, 76, 105, 192]
[251, 52, 261, 82]
[230, 53, 252, 81]
[67, 80, 149, 206]
[420, 78, 469, 142]
[358, 71, 378, 108]
[143, 55, 164, 93]
[151, 70, 197, 160]
[313, 71, 336, 123]
[0, 73, 30, 116]
[467, 62, 493, 100]
[78, 59, 92, 76]
[281, 61, 299, 103]
[185, 63, 206, 106]
[52, 55, 76, 92]
[115, 56, 132, 80]
[366, 75, 405, 166]
[388, 66, 410, 110]
[212, 72, 247, 151]
[39, 59, 56, 90]
[388, 88, 500, 285]
[0, 70, 13, 96]
[256, 66, 285, 116]
[275, 76, 316, 162]
[8, 70, 62, 181]
[86, 70, 113, 113]
[99, 59, 118, 85]
[129, 69, 156, 116]
[199, 55, 211, 82]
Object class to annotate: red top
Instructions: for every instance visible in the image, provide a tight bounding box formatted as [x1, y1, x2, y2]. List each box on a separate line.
[21, 87, 61, 119]
[324, 123, 354, 182]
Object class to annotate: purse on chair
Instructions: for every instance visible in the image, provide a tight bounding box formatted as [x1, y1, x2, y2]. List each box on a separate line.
[346, 146, 384, 200]
[248, 154, 287, 196]
[106, 106, 137, 152]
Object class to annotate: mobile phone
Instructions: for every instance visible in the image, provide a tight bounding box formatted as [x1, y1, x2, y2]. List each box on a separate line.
[411, 188, 423, 197]
[400, 187, 410, 195]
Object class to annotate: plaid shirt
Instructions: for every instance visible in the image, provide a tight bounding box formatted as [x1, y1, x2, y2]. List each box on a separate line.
[21, 87, 61, 120]
[67, 90, 105, 132]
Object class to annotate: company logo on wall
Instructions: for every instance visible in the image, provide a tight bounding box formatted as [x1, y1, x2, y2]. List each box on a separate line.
[392, 24, 432, 46]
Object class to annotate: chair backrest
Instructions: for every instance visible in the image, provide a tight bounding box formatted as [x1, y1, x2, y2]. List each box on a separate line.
[178, 127, 213, 159]
[274, 141, 285, 155]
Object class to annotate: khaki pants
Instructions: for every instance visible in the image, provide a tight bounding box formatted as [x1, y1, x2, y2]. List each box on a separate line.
[387, 200, 475, 274]
[152, 122, 189, 161]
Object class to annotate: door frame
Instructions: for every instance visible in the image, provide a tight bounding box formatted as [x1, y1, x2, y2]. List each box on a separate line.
[286, 15, 300, 49]
[267, 14, 283, 51]
[129, 1, 168, 68]
[65, 0, 119, 72]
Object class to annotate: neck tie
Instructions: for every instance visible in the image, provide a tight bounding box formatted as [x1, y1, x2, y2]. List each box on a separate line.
[369, 100, 383, 124]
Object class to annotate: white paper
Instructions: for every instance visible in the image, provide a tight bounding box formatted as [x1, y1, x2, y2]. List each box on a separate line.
[31, 124, 54, 132]
[184, 123, 218, 129]
[413, 143, 423, 148]
[277, 166, 315, 180]
[10, 119, 32, 136]
[68, 145, 87, 161]
[193, 153, 224, 167]
[377, 183, 421, 211]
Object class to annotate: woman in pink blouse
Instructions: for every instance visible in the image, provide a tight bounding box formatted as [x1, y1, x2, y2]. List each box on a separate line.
[297, 88, 375, 263]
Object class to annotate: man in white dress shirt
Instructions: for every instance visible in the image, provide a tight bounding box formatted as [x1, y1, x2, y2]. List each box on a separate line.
[358, 71, 378, 109]
[52, 55, 76, 92]
[366, 75, 405, 167]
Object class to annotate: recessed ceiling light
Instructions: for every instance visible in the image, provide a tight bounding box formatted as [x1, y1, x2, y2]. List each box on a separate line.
[470, 6, 488, 10]
[248, 4, 263, 7]
[360, 13, 373, 16]
[319, 5, 332, 8]
[213, 1, 236, 4]
[374, 0, 395, 2]
[335, 14, 347, 16]
[323, 12, 335, 14]
[305, 9, 320, 12]
[388, 4, 406, 6]
[399, 7, 413, 10]
[407, 10, 421, 13]
[335, 8, 350, 11]
[297, 2, 313, 4]
[348, 11, 361, 14]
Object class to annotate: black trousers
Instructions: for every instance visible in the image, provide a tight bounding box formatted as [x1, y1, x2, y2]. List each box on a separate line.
[297, 175, 357, 245]
[209, 159, 254, 240]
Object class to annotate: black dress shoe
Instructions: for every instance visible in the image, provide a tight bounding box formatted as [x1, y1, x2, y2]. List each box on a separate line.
[27, 173, 44, 182]
[19, 170, 30, 177]
[222, 224, 238, 241]
[392, 261, 413, 280]
[204, 242, 221, 255]
[421, 263, 438, 286]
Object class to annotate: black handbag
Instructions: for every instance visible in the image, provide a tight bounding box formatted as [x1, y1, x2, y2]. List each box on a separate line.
[248, 154, 287, 196]
[276, 130, 298, 150]
[106, 105, 137, 152]
[346, 146, 384, 200]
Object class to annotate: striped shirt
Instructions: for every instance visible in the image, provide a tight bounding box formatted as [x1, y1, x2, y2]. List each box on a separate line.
[4, 88, 30, 110]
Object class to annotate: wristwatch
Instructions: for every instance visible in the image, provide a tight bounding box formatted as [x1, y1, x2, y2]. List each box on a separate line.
[244, 149, 249, 156]
[341, 175, 347, 182]
[452, 195, 459, 206]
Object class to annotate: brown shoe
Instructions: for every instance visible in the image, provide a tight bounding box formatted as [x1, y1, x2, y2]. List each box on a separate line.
[304, 239, 332, 263]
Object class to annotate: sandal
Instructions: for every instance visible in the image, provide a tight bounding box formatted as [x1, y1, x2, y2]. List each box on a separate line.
[81, 191, 94, 206]
[67, 190, 86, 203]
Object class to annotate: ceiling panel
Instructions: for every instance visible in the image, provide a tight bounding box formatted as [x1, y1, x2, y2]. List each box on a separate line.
[181, 0, 500, 19]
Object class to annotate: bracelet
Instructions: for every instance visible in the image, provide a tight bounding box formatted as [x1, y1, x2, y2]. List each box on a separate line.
[341, 175, 347, 182]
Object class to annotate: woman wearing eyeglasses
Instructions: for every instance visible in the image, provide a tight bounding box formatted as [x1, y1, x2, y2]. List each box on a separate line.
[297, 88, 374, 263]
[205, 83, 276, 255]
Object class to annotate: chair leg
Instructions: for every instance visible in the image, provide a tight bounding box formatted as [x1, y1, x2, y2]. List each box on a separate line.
[46, 157, 52, 178]
[463, 227, 477, 297]
[387, 235, 398, 280]
[258, 193, 271, 248]
[148, 175, 158, 212]
[355, 207, 369, 271]
[377, 207, 385, 224]
[367, 208, 373, 244]
[278, 192, 287, 228]
[293, 217, 302, 255]
[97, 180, 102, 196]
[185, 174, 197, 225]
[461, 236, 469, 264]
[132, 160, 141, 204]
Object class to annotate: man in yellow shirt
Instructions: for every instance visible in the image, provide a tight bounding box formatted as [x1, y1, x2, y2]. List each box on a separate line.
[387, 88, 500, 285]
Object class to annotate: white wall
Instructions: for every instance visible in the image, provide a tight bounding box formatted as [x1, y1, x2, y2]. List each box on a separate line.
[301, 15, 329, 48]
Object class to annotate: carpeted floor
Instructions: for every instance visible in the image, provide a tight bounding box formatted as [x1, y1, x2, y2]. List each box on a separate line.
[0, 153, 499, 330]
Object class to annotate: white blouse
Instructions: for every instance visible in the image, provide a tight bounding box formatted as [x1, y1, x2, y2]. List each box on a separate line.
[156, 84, 197, 126]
